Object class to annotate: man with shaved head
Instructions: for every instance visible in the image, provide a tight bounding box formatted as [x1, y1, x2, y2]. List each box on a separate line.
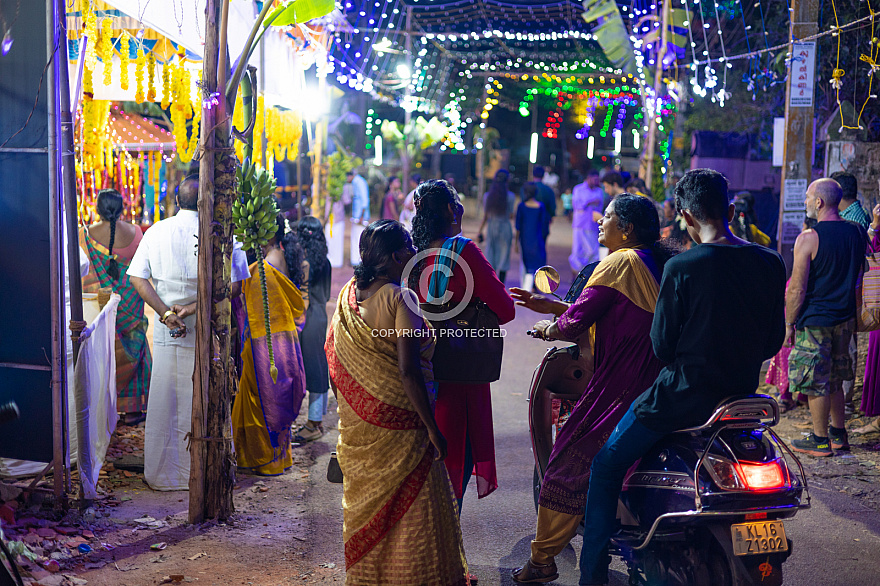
[129, 175, 250, 490]
[787, 178, 868, 457]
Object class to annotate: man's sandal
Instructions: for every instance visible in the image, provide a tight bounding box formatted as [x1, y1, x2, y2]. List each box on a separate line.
[511, 560, 559, 584]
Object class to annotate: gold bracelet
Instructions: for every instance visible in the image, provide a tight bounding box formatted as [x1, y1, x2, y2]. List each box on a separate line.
[160, 309, 176, 323]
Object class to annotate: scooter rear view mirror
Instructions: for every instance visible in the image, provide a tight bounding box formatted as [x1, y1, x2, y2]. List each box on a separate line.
[534, 266, 561, 296]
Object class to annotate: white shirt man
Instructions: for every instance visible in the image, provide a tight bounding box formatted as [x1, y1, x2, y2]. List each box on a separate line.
[569, 171, 604, 273]
[128, 178, 249, 491]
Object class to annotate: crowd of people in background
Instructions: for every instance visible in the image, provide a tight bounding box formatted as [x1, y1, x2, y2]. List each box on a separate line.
[80, 156, 880, 584]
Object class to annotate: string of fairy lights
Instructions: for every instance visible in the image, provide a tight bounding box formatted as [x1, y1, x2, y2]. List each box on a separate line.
[332, 0, 880, 161]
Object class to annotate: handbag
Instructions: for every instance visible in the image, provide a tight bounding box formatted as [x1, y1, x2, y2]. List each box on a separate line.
[326, 452, 343, 483]
[857, 252, 880, 331]
[420, 236, 504, 384]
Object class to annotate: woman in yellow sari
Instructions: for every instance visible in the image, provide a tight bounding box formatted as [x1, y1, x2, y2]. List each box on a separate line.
[326, 220, 468, 585]
[233, 217, 307, 475]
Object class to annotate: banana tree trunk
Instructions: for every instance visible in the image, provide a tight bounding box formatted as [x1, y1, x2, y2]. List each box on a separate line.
[191, 0, 236, 523]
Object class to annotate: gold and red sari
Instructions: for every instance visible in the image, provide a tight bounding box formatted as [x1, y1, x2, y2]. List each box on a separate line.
[326, 279, 468, 585]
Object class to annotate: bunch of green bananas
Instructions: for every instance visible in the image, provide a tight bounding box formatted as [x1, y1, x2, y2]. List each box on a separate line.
[232, 162, 278, 251]
[231, 161, 280, 383]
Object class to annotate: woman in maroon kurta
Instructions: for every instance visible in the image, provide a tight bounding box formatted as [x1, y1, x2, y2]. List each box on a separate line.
[409, 180, 516, 513]
[856, 205, 880, 435]
[510, 195, 673, 584]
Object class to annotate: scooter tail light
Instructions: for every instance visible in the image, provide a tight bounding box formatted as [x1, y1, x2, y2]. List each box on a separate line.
[706, 455, 745, 490]
[736, 460, 787, 490]
[705, 456, 790, 491]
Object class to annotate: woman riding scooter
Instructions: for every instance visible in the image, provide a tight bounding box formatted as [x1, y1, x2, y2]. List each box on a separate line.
[510, 194, 676, 584]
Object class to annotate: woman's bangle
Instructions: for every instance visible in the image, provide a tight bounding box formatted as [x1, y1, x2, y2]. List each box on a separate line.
[160, 309, 176, 323]
[786, 321, 796, 327]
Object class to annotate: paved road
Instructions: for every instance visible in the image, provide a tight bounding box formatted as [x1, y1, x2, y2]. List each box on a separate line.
[301, 214, 880, 585]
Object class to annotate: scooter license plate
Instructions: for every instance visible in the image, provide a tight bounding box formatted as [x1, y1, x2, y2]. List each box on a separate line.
[731, 521, 788, 556]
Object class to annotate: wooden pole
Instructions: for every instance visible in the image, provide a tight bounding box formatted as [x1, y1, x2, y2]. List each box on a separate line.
[777, 0, 819, 271]
[191, 0, 235, 523]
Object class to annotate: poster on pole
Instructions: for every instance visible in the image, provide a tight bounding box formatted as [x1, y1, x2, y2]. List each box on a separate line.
[789, 42, 816, 107]
[780, 211, 805, 246]
[783, 179, 808, 211]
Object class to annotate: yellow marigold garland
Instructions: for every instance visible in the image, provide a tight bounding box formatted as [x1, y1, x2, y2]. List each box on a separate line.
[169, 52, 200, 163]
[233, 91, 245, 162]
[147, 52, 157, 102]
[83, 64, 94, 96]
[172, 102, 201, 163]
[135, 49, 146, 103]
[161, 62, 170, 109]
[119, 33, 130, 91]
[81, 95, 110, 172]
[83, 0, 98, 70]
[253, 95, 264, 166]
[100, 18, 112, 86]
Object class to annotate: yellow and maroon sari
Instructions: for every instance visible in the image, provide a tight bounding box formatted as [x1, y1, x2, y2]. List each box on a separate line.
[326, 279, 468, 585]
[233, 261, 307, 475]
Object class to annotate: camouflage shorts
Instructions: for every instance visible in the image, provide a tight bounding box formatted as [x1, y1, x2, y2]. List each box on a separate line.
[788, 319, 855, 397]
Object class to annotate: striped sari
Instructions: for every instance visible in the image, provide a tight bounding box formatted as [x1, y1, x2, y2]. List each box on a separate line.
[79, 229, 151, 413]
[326, 279, 468, 585]
[232, 261, 307, 475]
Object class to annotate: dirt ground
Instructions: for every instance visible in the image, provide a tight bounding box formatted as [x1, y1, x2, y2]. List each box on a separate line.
[762, 332, 880, 513]
[5, 213, 880, 585]
[2, 403, 344, 586]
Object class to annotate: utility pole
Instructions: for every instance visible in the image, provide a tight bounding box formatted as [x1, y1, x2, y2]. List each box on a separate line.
[641, 0, 669, 187]
[778, 0, 819, 270]
[310, 73, 327, 218]
[401, 6, 413, 187]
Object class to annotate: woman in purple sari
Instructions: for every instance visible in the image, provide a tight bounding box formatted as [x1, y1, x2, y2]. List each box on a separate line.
[510, 195, 674, 583]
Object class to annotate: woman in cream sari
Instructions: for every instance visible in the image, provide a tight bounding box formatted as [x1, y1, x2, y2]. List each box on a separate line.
[326, 220, 468, 585]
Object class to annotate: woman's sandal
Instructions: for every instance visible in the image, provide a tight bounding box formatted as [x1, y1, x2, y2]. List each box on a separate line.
[511, 560, 559, 584]
[853, 418, 880, 435]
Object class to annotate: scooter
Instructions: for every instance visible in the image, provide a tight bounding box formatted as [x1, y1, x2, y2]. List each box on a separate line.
[526, 266, 809, 586]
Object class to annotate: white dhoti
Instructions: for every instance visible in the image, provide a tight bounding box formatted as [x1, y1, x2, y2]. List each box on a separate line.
[569, 225, 599, 272]
[144, 344, 195, 491]
[350, 222, 365, 265]
[326, 220, 345, 268]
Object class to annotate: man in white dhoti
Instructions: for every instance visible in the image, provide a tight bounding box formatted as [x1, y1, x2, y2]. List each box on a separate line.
[128, 177, 249, 491]
[568, 169, 604, 275]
